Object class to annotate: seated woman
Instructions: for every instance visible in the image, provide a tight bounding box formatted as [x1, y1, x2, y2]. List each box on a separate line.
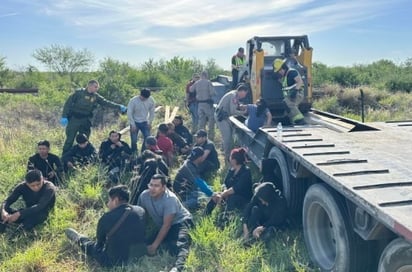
[242, 99, 272, 133]
[242, 182, 287, 242]
[205, 147, 253, 214]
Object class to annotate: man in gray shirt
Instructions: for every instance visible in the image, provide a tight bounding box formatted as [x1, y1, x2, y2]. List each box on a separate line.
[138, 174, 193, 272]
[127, 88, 156, 153]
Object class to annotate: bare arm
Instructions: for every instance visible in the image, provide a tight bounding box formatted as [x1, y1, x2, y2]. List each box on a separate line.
[264, 110, 272, 127]
[148, 214, 174, 254]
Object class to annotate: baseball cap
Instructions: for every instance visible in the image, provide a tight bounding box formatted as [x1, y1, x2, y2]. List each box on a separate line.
[194, 129, 207, 138]
[188, 146, 204, 161]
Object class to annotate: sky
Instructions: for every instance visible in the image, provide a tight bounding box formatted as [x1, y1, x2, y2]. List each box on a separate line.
[1, 0, 412, 71]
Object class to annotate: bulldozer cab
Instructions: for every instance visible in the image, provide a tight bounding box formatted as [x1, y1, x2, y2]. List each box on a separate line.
[244, 36, 313, 122]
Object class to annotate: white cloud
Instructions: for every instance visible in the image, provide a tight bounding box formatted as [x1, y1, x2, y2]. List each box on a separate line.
[0, 12, 18, 18]
[15, 0, 401, 57]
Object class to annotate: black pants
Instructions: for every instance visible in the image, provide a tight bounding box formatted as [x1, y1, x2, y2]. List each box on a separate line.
[150, 219, 194, 271]
[205, 194, 248, 215]
[4, 208, 50, 231]
[247, 205, 264, 231]
[79, 238, 113, 267]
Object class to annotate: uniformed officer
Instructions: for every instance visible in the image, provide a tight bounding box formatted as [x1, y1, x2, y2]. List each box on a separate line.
[273, 59, 305, 125]
[60, 80, 127, 154]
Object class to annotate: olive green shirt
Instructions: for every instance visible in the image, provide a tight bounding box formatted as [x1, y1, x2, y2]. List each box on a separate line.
[62, 89, 122, 119]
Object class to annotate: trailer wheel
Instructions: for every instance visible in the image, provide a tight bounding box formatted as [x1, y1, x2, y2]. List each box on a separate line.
[303, 183, 368, 271]
[378, 238, 412, 272]
[268, 147, 304, 216]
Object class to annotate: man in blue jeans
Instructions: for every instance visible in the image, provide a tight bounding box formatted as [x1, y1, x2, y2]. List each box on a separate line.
[127, 88, 156, 154]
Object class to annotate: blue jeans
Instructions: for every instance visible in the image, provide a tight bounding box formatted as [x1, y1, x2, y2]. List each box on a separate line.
[183, 191, 200, 211]
[130, 121, 151, 153]
[188, 103, 198, 133]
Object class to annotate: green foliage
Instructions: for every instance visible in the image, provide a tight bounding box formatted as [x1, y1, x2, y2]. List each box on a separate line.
[0, 56, 11, 87]
[32, 44, 94, 81]
[313, 58, 412, 92]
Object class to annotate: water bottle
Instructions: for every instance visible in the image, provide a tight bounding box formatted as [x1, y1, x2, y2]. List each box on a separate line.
[277, 122, 283, 142]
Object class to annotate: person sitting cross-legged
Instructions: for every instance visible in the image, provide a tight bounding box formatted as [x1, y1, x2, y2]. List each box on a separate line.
[65, 185, 146, 268]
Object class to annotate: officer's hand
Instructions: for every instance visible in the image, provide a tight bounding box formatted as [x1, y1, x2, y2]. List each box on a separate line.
[120, 105, 127, 113]
[60, 117, 68, 126]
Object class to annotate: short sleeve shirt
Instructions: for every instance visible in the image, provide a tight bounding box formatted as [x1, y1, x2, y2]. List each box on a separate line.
[138, 189, 192, 227]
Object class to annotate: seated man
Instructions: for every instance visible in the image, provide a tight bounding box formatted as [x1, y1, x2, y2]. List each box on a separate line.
[65, 185, 146, 267]
[166, 122, 190, 155]
[173, 147, 219, 211]
[242, 182, 287, 243]
[193, 129, 220, 180]
[27, 140, 63, 185]
[1, 170, 57, 232]
[145, 136, 163, 155]
[130, 150, 170, 204]
[172, 115, 193, 146]
[138, 174, 194, 272]
[99, 130, 132, 182]
[156, 123, 174, 167]
[62, 133, 97, 172]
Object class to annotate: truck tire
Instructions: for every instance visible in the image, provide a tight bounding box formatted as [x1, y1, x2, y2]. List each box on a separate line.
[303, 183, 368, 272]
[378, 238, 412, 272]
[268, 147, 304, 217]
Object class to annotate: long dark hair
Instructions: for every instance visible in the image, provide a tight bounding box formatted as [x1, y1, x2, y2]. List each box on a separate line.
[256, 99, 268, 117]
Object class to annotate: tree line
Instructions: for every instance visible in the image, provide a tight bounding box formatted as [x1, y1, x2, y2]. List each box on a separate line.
[1, 44, 412, 95]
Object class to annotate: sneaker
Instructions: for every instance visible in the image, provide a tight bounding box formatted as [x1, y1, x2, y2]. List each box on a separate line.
[65, 228, 82, 243]
[169, 267, 179, 272]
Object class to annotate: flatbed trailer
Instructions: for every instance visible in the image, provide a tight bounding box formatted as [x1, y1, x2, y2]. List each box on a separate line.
[230, 110, 412, 272]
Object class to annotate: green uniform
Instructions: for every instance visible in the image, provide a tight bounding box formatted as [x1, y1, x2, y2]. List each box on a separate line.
[62, 89, 122, 154]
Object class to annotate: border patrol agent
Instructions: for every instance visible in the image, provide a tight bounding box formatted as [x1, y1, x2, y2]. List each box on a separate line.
[60, 80, 127, 154]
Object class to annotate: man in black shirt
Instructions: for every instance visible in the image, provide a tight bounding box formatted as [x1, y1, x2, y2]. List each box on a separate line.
[62, 133, 97, 172]
[193, 129, 220, 180]
[1, 170, 56, 232]
[65, 185, 146, 267]
[99, 131, 132, 182]
[27, 140, 63, 185]
[172, 115, 193, 145]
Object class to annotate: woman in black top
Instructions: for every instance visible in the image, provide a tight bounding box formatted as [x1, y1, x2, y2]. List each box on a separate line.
[242, 182, 287, 241]
[205, 148, 253, 214]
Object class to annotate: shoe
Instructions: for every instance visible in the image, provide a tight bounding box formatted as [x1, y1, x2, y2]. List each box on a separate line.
[65, 228, 82, 243]
[169, 267, 179, 272]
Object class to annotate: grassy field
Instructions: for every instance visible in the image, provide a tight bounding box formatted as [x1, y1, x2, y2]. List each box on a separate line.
[1, 85, 411, 272]
[0, 91, 316, 272]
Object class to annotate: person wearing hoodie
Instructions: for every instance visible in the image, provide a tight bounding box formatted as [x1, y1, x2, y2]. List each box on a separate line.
[242, 182, 287, 242]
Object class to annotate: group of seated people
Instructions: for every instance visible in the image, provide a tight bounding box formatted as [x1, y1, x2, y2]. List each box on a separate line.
[0, 112, 288, 271]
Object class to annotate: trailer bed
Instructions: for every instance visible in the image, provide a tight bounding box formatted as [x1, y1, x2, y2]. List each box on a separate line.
[232, 115, 412, 241]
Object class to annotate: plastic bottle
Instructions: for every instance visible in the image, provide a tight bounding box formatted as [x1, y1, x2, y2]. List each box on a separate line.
[277, 122, 283, 142]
